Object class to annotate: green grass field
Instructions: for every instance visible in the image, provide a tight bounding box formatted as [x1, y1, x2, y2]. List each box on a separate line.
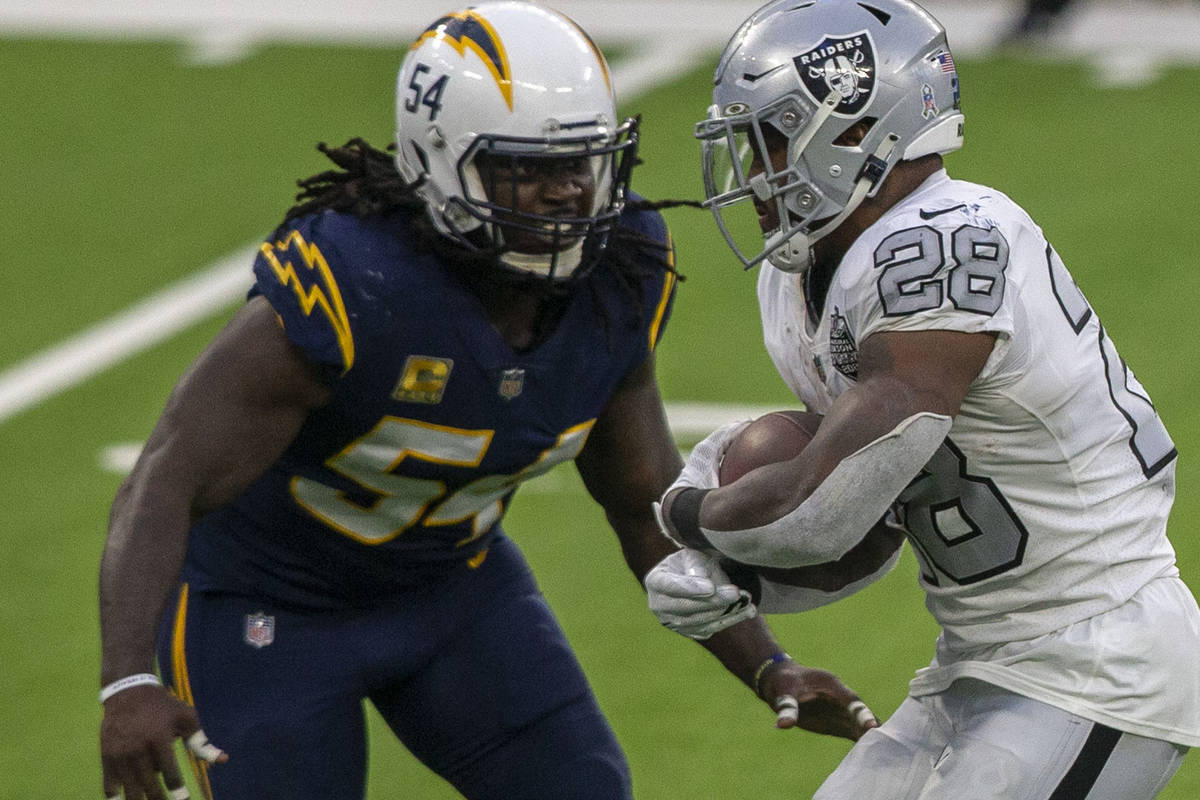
[1, 28, 1198, 800]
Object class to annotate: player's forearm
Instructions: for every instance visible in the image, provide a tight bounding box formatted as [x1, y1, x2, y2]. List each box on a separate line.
[685, 410, 950, 567]
[699, 371, 936, 527]
[98, 478, 193, 684]
[610, 512, 679, 582]
[698, 616, 788, 692]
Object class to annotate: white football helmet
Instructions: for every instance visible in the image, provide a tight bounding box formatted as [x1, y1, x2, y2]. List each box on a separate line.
[696, 0, 964, 272]
[395, 2, 638, 281]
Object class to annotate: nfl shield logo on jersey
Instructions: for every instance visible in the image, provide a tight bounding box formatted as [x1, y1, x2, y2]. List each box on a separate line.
[497, 367, 525, 400]
[244, 611, 275, 648]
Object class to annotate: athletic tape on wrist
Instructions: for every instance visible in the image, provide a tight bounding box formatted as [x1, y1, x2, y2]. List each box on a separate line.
[667, 488, 713, 550]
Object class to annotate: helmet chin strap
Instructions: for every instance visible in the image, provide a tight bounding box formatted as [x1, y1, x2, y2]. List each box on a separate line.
[764, 179, 869, 274]
[766, 132, 900, 274]
[499, 240, 585, 279]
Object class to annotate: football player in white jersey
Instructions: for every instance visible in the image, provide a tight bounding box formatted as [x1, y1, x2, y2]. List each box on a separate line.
[644, 0, 1199, 797]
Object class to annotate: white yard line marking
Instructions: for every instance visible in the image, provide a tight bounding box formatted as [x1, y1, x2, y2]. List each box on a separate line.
[4, 1, 1199, 77]
[0, 38, 704, 426]
[97, 401, 782, 474]
[0, 247, 256, 423]
[6, 1, 1199, 427]
[664, 402, 786, 437]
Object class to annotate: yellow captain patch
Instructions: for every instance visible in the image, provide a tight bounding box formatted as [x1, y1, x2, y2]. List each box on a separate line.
[412, 10, 513, 110]
[260, 230, 355, 374]
[393, 355, 454, 404]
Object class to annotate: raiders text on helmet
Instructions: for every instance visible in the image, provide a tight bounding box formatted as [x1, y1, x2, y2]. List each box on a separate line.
[696, 0, 964, 272]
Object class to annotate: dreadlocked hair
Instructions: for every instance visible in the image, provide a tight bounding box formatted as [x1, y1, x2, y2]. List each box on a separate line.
[285, 138, 420, 223]
[282, 138, 703, 346]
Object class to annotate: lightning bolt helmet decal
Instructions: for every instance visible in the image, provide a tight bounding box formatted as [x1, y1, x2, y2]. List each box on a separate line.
[411, 10, 513, 110]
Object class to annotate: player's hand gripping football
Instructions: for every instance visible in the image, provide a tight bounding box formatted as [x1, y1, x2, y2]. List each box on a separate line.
[758, 658, 879, 742]
[652, 419, 750, 545]
[101, 684, 227, 800]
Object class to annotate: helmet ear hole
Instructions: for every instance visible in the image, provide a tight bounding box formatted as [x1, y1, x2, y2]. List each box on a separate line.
[834, 118, 877, 148]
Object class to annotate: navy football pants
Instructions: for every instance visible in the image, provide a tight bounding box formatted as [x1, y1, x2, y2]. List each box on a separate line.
[156, 536, 632, 799]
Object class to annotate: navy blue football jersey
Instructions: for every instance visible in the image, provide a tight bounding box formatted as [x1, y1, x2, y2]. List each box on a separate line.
[184, 202, 675, 609]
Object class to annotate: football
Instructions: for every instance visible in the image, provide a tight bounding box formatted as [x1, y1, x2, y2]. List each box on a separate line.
[712, 409, 905, 599]
[718, 409, 821, 485]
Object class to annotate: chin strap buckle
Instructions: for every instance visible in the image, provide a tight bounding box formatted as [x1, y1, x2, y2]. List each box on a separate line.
[856, 133, 901, 189]
[858, 153, 889, 187]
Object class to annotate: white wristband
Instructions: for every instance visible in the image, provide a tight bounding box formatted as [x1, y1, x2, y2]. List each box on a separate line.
[99, 672, 162, 703]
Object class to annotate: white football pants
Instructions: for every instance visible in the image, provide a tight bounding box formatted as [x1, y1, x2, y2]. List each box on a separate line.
[814, 678, 1187, 799]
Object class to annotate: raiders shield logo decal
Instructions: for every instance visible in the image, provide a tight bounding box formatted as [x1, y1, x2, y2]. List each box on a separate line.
[793, 32, 876, 116]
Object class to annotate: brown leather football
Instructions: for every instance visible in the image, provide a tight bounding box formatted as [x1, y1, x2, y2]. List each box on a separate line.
[718, 410, 821, 485]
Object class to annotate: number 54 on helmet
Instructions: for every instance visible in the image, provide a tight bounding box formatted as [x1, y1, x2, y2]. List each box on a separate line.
[394, 1, 639, 281]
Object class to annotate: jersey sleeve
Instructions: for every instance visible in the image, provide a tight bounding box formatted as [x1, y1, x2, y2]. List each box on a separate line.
[250, 213, 357, 375]
[620, 203, 678, 355]
[841, 208, 1017, 380]
[646, 227, 677, 353]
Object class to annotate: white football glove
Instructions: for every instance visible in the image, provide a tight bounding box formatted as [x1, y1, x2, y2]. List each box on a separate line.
[645, 548, 757, 640]
[653, 419, 750, 547]
[675, 418, 751, 492]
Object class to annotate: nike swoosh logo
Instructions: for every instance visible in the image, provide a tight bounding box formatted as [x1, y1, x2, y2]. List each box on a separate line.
[919, 204, 967, 220]
[743, 64, 788, 82]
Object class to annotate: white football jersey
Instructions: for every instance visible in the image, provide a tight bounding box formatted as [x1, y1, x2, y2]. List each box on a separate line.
[757, 169, 1200, 745]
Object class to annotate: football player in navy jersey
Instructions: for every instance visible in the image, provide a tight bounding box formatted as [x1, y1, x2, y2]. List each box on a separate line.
[97, 3, 877, 799]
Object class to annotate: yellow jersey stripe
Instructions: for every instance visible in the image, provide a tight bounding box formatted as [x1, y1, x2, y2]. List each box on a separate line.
[170, 584, 214, 799]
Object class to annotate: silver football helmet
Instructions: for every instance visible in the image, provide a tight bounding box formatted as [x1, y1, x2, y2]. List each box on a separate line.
[696, 0, 964, 272]
[394, 2, 637, 281]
